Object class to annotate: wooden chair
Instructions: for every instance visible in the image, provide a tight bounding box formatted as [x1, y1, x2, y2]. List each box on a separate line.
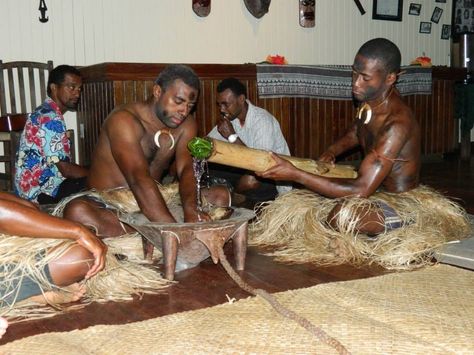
[0, 60, 53, 191]
[0, 60, 53, 116]
[0, 113, 28, 191]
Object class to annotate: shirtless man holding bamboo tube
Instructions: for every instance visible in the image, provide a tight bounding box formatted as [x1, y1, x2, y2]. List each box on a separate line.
[257, 38, 421, 236]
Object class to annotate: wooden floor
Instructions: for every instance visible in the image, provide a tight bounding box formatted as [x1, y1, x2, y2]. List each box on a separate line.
[1, 154, 473, 346]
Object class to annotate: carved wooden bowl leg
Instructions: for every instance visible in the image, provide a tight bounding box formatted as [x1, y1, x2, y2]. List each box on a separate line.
[161, 231, 179, 281]
[233, 222, 248, 271]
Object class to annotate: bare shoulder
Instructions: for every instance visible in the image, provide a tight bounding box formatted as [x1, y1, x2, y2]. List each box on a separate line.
[176, 114, 198, 138]
[103, 103, 146, 134]
[384, 98, 418, 134]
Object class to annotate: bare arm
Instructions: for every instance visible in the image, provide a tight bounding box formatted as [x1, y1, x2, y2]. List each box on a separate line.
[0, 194, 106, 279]
[258, 119, 409, 198]
[319, 123, 359, 164]
[57, 161, 88, 179]
[106, 113, 176, 223]
[0, 192, 38, 209]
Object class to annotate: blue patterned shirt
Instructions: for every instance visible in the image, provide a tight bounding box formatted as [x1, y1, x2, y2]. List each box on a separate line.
[14, 98, 71, 201]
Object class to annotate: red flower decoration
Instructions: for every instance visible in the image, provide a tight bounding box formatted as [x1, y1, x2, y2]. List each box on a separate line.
[410, 54, 432, 67]
[265, 54, 288, 65]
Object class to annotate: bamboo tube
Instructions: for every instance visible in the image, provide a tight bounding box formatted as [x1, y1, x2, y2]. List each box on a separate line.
[197, 138, 357, 179]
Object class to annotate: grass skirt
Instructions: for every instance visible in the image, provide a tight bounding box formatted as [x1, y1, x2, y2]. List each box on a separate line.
[0, 184, 180, 321]
[249, 185, 472, 270]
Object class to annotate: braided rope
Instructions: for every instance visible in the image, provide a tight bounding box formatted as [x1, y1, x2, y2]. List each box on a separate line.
[217, 247, 351, 355]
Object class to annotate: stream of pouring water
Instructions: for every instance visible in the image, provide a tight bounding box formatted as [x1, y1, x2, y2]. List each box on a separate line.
[192, 157, 209, 221]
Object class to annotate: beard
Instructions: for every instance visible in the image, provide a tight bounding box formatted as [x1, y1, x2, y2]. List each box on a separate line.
[65, 100, 79, 111]
[353, 85, 379, 102]
[155, 105, 180, 128]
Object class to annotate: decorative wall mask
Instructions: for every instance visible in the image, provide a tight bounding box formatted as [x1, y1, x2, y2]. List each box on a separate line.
[193, 0, 211, 17]
[244, 0, 271, 19]
[299, 0, 315, 28]
[38, 0, 48, 23]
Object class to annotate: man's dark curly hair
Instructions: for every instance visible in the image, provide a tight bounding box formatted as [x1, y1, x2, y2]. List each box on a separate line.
[216, 77, 247, 98]
[47, 65, 81, 96]
[357, 38, 401, 75]
[155, 64, 200, 92]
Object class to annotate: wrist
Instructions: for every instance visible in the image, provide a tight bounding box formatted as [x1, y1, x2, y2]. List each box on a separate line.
[71, 224, 87, 241]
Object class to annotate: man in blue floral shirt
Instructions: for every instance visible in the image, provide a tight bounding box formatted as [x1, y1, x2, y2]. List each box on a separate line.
[14, 65, 88, 204]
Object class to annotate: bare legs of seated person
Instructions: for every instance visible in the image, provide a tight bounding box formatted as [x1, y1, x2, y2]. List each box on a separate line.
[235, 174, 261, 194]
[326, 203, 387, 256]
[23, 244, 95, 305]
[327, 203, 387, 236]
[62, 185, 232, 239]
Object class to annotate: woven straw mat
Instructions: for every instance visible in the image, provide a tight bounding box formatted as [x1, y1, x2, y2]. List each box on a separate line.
[1, 264, 473, 354]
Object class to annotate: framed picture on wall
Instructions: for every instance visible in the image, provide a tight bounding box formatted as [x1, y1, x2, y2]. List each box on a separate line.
[372, 0, 403, 21]
[441, 24, 451, 39]
[431, 6, 443, 23]
[453, 0, 474, 35]
[420, 21, 432, 34]
[409, 3, 421, 16]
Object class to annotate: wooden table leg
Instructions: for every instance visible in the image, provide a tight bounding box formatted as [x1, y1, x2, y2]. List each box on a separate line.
[161, 231, 179, 281]
[233, 222, 248, 271]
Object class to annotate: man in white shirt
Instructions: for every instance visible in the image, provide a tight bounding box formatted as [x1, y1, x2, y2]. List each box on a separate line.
[207, 78, 291, 204]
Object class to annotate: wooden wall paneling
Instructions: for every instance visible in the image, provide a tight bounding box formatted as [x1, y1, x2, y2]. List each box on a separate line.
[439, 80, 449, 153]
[320, 98, 333, 159]
[307, 98, 315, 158]
[438, 79, 456, 153]
[135, 81, 145, 102]
[195, 79, 207, 137]
[90, 83, 100, 166]
[425, 92, 434, 154]
[440, 80, 450, 152]
[291, 98, 302, 158]
[426, 92, 434, 154]
[92, 83, 100, 164]
[432, 81, 441, 154]
[113, 81, 124, 106]
[419, 94, 429, 155]
[300, 97, 312, 158]
[433, 81, 441, 153]
[410, 93, 430, 155]
[325, 99, 337, 156]
[78, 83, 89, 165]
[124, 81, 137, 104]
[276, 97, 292, 155]
[421, 94, 430, 154]
[79, 81, 114, 165]
[196, 79, 219, 137]
[77, 63, 461, 165]
[275, 97, 293, 154]
[446, 80, 456, 152]
[85, 82, 97, 166]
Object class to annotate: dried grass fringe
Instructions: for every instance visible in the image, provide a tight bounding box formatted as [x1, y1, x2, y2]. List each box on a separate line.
[249, 185, 472, 270]
[0, 183, 178, 321]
